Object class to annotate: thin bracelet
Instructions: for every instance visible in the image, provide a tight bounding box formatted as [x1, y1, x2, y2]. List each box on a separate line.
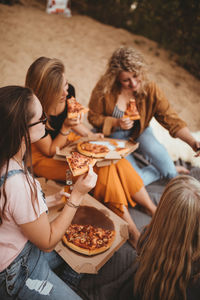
[65, 199, 80, 209]
[59, 129, 71, 136]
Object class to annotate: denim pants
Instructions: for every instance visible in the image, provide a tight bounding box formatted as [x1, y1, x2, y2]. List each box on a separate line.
[0, 241, 83, 299]
[109, 126, 177, 186]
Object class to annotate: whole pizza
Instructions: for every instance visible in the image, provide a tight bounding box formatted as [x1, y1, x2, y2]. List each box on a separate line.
[62, 206, 116, 256]
[62, 224, 115, 255]
[77, 140, 129, 158]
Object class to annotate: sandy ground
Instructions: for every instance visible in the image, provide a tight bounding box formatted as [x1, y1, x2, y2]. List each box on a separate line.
[0, 1, 200, 131]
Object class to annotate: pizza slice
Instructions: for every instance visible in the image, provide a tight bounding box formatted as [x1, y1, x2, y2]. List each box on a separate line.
[67, 96, 89, 119]
[123, 98, 140, 120]
[66, 151, 97, 176]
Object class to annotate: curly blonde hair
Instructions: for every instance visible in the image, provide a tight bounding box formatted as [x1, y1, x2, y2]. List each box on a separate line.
[95, 46, 148, 96]
[134, 175, 200, 300]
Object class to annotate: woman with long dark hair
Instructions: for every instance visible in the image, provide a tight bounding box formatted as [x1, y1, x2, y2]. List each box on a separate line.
[0, 85, 97, 299]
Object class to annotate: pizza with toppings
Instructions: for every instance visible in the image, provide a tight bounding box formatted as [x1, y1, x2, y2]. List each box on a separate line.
[67, 96, 89, 119]
[66, 151, 96, 176]
[77, 140, 129, 158]
[77, 141, 109, 158]
[62, 224, 116, 255]
[123, 98, 140, 120]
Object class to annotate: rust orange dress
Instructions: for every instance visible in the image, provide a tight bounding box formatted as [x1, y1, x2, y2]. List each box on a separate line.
[32, 133, 143, 216]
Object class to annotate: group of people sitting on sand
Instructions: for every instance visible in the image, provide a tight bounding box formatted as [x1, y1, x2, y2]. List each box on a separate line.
[0, 46, 200, 300]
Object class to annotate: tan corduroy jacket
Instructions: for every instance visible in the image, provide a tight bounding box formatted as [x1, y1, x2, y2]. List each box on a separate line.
[88, 81, 187, 140]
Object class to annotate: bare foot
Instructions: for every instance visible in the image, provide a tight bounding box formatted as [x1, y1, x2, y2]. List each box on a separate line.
[176, 166, 190, 174]
[137, 204, 157, 217]
[128, 231, 140, 249]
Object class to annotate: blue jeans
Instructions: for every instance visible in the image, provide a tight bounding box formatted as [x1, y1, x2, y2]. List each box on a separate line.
[109, 126, 177, 186]
[0, 241, 82, 299]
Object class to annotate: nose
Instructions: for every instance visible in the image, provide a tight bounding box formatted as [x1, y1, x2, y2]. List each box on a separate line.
[130, 78, 137, 88]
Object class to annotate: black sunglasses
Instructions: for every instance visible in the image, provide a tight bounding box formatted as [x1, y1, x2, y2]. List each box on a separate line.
[28, 112, 48, 128]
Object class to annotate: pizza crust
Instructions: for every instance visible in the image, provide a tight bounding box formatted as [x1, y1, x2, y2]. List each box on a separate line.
[114, 147, 130, 155]
[62, 227, 116, 256]
[123, 114, 141, 121]
[62, 234, 115, 256]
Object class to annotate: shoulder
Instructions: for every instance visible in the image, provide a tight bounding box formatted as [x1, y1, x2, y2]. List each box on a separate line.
[5, 170, 33, 199]
[145, 81, 158, 94]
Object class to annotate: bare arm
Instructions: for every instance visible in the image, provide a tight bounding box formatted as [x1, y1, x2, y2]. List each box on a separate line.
[34, 116, 82, 157]
[20, 166, 97, 251]
[175, 127, 200, 152]
[73, 123, 104, 138]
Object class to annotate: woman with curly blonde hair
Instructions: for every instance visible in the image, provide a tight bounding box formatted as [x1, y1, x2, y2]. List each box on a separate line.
[88, 46, 200, 186]
[133, 175, 200, 300]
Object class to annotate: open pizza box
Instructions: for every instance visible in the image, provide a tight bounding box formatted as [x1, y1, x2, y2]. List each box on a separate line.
[54, 136, 138, 167]
[39, 178, 129, 274]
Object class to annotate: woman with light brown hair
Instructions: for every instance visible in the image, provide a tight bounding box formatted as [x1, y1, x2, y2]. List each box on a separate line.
[25, 56, 157, 248]
[133, 175, 200, 300]
[88, 46, 200, 186]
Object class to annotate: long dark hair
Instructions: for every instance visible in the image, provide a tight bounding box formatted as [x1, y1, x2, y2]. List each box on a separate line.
[0, 86, 37, 223]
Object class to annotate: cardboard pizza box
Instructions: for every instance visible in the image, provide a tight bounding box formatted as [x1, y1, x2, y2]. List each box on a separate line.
[54, 137, 139, 167]
[48, 193, 129, 274]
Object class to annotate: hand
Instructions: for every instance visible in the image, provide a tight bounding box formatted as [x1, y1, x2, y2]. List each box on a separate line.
[72, 165, 98, 196]
[45, 189, 70, 207]
[88, 132, 104, 139]
[119, 118, 134, 130]
[193, 140, 200, 157]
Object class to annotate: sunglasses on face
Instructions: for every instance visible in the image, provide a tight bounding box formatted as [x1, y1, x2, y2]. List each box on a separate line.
[28, 112, 48, 128]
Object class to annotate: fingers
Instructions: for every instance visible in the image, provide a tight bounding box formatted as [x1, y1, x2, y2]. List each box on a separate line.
[193, 142, 200, 156]
[120, 118, 134, 129]
[73, 165, 97, 194]
[59, 191, 71, 198]
[79, 112, 84, 123]
[97, 133, 104, 138]
[90, 133, 104, 139]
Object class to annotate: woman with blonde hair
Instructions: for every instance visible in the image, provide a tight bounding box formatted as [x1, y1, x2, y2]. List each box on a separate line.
[25, 56, 157, 248]
[133, 175, 200, 300]
[88, 46, 200, 186]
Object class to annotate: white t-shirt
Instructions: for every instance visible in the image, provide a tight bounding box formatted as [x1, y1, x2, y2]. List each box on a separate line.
[0, 160, 48, 272]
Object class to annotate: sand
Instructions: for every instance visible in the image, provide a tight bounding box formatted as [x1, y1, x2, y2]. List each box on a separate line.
[0, 1, 200, 131]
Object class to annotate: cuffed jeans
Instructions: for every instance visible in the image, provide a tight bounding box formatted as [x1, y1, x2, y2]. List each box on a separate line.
[109, 126, 177, 186]
[0, 241, 82, 299]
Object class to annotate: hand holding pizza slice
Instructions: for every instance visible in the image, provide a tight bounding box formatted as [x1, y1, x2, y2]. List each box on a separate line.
[67, 96, 89, 119]
[123, 98, 140, 120]
[66, 151, 97, 176]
